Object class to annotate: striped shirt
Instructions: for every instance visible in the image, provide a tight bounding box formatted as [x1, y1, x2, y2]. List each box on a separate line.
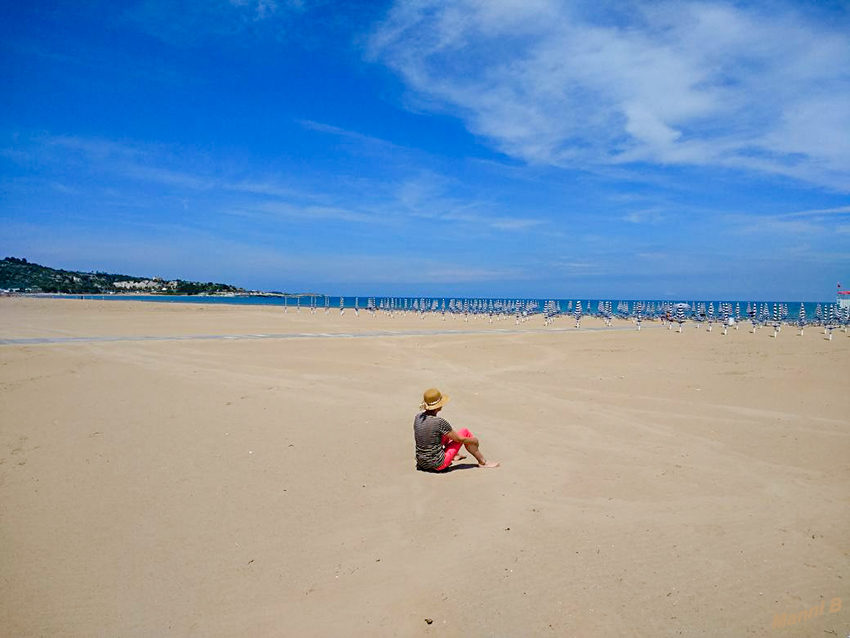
[413, 412, 452, 471]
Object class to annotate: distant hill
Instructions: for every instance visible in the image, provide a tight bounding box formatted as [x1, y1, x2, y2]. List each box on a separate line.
[0, 257, 245, 295]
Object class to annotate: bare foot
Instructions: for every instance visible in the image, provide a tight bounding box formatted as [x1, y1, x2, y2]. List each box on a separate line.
[479, 461, 500, 468]
[452, 454, 467, 462]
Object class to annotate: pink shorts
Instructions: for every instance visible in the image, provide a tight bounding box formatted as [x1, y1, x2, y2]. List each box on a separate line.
[435, 428, 473, 471]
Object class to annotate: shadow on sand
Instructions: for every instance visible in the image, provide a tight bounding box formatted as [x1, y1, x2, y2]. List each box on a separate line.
[439, 462, 479, 472]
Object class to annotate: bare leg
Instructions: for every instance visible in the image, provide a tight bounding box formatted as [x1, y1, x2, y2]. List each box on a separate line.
[441, 434, 466, 463]
[464, 440, 499, 468]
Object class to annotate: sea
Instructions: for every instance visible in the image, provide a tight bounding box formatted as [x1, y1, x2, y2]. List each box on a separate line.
[41, 294, 842, 322]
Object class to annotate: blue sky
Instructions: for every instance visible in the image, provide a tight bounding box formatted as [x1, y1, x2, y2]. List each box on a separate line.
[2, 0, 848, 300]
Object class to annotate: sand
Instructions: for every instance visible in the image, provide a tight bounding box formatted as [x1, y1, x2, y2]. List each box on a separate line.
[1, 297, 847, 636]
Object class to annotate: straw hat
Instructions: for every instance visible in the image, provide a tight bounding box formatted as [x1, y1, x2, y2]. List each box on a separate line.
[420, 387, 450, 411]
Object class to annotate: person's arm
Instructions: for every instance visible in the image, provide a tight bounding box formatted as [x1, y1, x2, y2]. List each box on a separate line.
[445, 429, 477, 445]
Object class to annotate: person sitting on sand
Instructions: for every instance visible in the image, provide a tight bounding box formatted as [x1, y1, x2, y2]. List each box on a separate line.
[413, 388, 499, 471]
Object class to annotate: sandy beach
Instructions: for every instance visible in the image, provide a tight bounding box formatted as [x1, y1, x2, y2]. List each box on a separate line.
[1, 297, 847, 636]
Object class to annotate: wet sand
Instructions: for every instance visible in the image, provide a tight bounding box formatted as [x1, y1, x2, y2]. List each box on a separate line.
[1, 297, 847, 636]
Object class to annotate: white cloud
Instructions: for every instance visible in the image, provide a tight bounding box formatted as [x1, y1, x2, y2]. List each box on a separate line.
[369, 0, 850, 189]
[255, 201, 378, 224]
[622, 209, 665, 224]
[385, 172, 545, 231]
[50, 182, 79, 195]
[297, 119, 408, 154]
[223, 170, 546, 231]
[777, 205, 850, 220]
[9, 132, 546, 234]
[737, 219, 825, 236]
[223, 180, 319, 200]
[228, 0, 288, 21]
[120, 165, 213, 189]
